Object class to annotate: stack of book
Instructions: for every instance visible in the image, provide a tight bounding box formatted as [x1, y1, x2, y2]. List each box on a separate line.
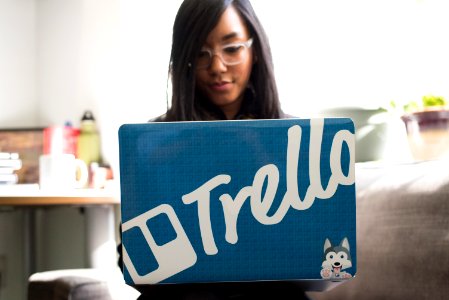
[0, 152, 22, 185]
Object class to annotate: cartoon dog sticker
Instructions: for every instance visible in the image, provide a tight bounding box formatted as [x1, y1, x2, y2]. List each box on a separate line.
[320, 237, 352, 279]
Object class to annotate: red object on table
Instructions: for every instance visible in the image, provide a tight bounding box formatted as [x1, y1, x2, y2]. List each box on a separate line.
[43, 126, 80, 155]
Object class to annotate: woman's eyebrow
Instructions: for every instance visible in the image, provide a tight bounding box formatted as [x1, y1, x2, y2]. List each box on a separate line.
[221, 32, 239, 42]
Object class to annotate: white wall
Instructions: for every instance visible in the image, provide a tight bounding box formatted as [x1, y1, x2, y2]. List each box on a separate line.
[0, 0, 37, 128]
[2, 0, 449, 160]
[252, 0, 449, 115]
[0, 1, 36, 299]
[35, 0, 183, 174]
[36, 0, 122, 170]
[4, 0, 449, 168]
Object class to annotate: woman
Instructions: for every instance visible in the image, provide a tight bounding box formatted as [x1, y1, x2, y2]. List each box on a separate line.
[159, 0, 283, 121]
[121, 0, 308, 298]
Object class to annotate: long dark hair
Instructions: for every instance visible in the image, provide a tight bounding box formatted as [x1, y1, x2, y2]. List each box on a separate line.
[164, 0, 281, 121]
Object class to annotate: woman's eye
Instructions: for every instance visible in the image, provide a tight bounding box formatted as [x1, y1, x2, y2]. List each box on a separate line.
[224, 45, 242, 54]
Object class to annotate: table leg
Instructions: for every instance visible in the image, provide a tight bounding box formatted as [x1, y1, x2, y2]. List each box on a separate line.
[85, 205, 117, 269]
[23, 208, 36, 277]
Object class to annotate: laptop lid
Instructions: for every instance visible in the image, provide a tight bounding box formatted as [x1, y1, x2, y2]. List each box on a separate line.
[118, 118, 356, 288]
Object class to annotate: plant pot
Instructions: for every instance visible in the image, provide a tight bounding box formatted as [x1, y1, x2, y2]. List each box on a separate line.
[318, 107, 411, 162]
[401, 110, 449, 161]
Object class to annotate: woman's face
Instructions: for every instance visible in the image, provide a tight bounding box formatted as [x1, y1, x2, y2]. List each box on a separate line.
[195, 6, 254, 119]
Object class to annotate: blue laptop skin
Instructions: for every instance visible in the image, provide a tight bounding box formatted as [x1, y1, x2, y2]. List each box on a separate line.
[119, 118, 356, 285]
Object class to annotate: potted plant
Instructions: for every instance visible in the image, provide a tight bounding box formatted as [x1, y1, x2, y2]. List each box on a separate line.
[399, 95, 449, 161]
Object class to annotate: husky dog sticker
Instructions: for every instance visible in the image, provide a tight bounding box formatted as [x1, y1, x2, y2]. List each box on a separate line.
[320, 237, 353, 279]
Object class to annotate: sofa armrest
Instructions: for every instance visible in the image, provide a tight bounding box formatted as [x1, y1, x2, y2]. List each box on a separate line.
[309, 160, 449, 300]
[28, 268, 140, 300]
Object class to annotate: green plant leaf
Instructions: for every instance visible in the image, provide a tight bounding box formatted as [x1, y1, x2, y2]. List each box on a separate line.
[422, 95, 446, 107]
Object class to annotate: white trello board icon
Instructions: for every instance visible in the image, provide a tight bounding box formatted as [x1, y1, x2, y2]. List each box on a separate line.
[122, 204, 197, 284]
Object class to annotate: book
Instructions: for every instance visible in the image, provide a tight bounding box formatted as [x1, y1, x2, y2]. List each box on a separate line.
[0, 159, 22, 170]
[0, 167, 14, 174]
[0, 173, 18, 184]
[0, 183, 39, 193]
[0, 152, 19, 160]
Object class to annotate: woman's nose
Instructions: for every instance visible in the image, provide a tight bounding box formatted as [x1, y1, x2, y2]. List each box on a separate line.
[208, 54, 227, 73]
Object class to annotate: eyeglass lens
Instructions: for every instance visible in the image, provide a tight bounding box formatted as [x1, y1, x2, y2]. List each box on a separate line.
[197, 43, 249, 69]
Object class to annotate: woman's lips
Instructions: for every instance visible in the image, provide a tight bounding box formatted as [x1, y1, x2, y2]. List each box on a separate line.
[209, 82, 232, 92]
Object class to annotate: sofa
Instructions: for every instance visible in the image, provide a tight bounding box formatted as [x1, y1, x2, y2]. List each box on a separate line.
[28, 160, 449, 299]
[308, 159, 449, 300]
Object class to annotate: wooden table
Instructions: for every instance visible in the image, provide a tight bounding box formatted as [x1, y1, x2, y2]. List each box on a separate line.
[0, 184, 120, 206]
[0, 184, 120, 279]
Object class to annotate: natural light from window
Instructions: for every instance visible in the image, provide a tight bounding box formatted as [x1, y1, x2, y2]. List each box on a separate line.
[116, 0, 449, 118]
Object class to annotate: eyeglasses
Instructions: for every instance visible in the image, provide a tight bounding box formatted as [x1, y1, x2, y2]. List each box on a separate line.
[196, 38, 253, 69]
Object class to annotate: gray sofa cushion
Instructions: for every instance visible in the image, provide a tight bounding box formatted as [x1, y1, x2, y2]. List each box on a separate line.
[309, 160, 449, 300]
[28, 268, 139, 300]
[28, 269, 112, 300]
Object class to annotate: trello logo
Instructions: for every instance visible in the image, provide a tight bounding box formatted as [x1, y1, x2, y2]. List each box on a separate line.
[122, 204, 197, 284]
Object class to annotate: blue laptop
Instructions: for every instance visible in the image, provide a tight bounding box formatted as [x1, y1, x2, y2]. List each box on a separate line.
[118, 118, 356, 289]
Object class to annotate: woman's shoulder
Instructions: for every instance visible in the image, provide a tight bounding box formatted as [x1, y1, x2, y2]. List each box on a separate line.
[280, 111, 298, 119]
[149, 112, 297, 122]
[149, 114, 167, 122]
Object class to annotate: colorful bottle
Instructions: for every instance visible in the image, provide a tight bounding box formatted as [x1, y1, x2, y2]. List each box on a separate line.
[77, 110, 101, 167]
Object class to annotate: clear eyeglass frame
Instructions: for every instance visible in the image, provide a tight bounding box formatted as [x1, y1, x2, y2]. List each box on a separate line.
[196, 38, 254, 69]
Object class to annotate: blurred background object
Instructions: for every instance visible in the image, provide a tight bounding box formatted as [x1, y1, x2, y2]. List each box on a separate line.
[0, 151, 21, 184]
[316, 107, 412, 163]
[0, 128, 43, 183]
[43, 122, 79, 156]
[77, 111, 101, 168]
[401, 109, 449, 161]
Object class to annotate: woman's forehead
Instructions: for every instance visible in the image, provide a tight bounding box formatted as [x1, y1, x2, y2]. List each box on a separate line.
[204, 6, 250, 45]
